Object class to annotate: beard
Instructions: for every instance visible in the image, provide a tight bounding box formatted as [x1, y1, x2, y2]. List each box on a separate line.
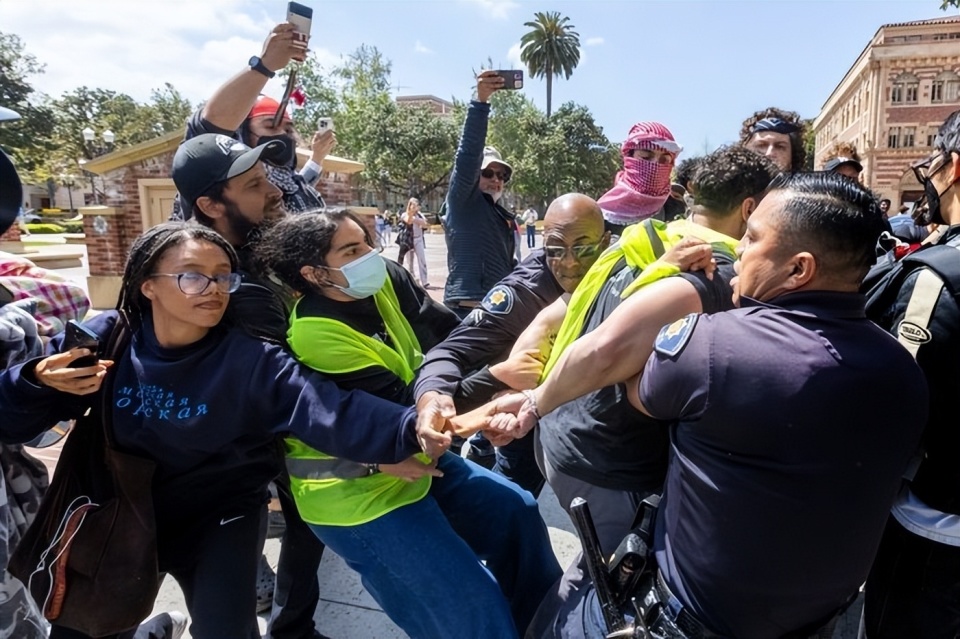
[481, 186, 503, 203]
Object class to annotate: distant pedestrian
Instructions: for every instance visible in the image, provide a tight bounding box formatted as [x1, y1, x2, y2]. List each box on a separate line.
[523, 207, 538, 248]
[381, 209, 393, 244]
[399, 198, 429, 289]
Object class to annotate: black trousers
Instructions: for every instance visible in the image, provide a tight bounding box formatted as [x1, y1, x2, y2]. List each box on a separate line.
[264, 471, 327, 639]
[51, 506, 265, 639]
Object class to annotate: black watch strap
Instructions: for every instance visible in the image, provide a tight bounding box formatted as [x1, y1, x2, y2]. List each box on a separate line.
[248, 56, 275, 79]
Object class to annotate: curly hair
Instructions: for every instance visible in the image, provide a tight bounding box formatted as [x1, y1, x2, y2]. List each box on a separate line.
[822, 141, 861, 165]
[739, 106, 807, 172]
[255, 208, 375, 293]
[118, 221, 239, 328]
[691, 146, 779, 215]
[674, 156, 704, 192]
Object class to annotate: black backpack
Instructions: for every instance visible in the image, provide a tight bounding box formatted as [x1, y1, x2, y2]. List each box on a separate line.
[863, 242, 960, 354]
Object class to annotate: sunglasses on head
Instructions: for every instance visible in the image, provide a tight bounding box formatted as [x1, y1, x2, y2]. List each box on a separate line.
[481, 168, 510, 183]
[544, 243, 604, 261]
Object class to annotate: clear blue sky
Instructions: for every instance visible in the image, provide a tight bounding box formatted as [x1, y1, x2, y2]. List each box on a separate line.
[2, 0, 954, 155]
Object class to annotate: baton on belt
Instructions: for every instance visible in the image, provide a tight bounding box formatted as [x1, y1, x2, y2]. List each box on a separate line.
[570, 497, 629, 635]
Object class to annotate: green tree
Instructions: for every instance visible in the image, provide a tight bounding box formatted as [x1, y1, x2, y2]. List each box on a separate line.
[941, 0, 959, 10]
[0, 31, 55, 174]
[519, 11, 581, 118]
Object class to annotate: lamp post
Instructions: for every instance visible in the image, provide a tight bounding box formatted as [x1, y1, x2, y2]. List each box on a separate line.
[60, 174, 76, 212]
[81, 128, 115, 204]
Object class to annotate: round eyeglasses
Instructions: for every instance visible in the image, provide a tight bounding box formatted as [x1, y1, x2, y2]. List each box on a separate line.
[150, 272, 242, 295]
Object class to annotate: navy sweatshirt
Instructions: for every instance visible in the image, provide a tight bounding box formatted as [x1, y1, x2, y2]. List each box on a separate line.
[0, 312, 420, 533]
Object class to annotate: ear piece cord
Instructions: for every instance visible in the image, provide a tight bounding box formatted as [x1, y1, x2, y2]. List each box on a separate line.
[27, 495, 99, 615]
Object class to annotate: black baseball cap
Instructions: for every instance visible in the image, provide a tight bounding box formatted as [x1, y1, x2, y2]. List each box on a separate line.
[171, 133, 287, 215]
[824, 156, 863, 173]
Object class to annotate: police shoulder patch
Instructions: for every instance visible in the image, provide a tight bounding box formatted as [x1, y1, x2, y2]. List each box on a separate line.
[654, 313, 698, 357]
[481, 285, 515, 315]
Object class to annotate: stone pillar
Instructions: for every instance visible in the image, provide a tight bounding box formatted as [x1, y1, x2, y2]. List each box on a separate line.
[80, 205, 127, 308]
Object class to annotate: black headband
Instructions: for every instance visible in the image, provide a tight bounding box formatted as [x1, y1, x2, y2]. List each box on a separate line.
[751, 117, 800, 135]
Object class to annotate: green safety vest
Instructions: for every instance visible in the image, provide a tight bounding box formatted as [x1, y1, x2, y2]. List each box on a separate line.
[541, 218, 740, 380]
[285, 276, 432, 526]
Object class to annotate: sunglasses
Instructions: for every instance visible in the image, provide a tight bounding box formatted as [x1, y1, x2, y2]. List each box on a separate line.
[544, 243, 604, 261]
[150, 272, 241, 295]
[481, 168, 511, 183]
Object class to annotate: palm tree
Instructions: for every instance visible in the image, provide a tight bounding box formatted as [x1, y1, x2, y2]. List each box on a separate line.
[519, 11, 581, 118]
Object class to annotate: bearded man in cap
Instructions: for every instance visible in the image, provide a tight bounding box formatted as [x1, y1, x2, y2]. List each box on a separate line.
[173, 22, 336, 219]
[597, 121, 682, 237]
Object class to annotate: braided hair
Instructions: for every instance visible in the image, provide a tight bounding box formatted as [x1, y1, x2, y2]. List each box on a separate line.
[118, 221, 239, 328]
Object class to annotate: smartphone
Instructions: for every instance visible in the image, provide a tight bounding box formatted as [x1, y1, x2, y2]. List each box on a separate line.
[287, 2, 313, 43]
[318, 117, 335, 133]
[494, 70, 524, 90]
[62, 319, 100, 370]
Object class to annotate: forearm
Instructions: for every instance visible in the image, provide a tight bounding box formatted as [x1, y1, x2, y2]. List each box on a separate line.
[537, 278, 704, 415]
[446, 101, 490, 205]
[510, 297, 567, 361]
[201, 68, 272, 133]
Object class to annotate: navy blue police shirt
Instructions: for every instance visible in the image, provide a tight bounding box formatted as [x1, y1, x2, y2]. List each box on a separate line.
[640, 291, 929, 638]
[416, 249, 564, 409]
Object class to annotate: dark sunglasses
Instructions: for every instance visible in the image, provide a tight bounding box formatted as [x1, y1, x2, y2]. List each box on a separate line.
[544, 243, 604, 261]
[912, 151, 949, 185]
[481, 168, 511, 183]
[150, 272, 241, 295]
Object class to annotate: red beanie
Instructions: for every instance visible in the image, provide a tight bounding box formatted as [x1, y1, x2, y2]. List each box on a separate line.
[248, 96, 291, 123]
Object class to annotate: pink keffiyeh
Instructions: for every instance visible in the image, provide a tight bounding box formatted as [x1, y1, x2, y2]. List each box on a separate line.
[598, 122, 682, 226]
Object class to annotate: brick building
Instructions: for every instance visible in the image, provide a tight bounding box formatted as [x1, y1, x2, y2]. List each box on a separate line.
[813, 16, 960, 207]
[79, 129, 364, 308]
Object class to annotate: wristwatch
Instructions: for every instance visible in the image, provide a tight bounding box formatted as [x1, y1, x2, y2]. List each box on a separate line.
[248, 56, 275, 79]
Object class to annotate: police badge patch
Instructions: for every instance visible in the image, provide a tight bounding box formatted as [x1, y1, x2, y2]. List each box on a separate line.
[654, 313, 698, 357]
[481, 285, 515, 315]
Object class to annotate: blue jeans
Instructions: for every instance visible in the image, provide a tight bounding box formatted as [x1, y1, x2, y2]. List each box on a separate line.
[308, 453, 561, 638]
[527, 225, 536, 248]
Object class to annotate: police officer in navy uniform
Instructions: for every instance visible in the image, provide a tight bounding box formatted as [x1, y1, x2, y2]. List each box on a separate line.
[522, 172, 930, 639]
[415, 193, 609, 494]
[862, 108, 960, 639]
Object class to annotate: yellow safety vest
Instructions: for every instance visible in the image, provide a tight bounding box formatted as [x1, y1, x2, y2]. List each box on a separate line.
[285, 276, 431, 526]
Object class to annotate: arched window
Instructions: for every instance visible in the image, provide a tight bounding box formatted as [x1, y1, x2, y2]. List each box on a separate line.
[932, 70, 960, 103]
[891, 72, 919, 104]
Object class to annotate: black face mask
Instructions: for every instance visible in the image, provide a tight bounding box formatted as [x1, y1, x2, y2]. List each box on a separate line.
[256, 134, 297, 168]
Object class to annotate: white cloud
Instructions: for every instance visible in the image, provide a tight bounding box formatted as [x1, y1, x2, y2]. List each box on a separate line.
[507, 42, 524, 70]
[585, 37, 605, 46]
[0, 0, 337, 107]
[414, 40, 434, 55]
[461, 0, 520, 21]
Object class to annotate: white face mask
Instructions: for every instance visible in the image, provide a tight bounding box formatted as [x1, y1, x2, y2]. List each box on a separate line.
[326, 250, 387, 299]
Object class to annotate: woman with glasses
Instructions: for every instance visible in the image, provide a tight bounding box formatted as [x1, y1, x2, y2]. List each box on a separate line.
[0, 222, 435, 639]
[398, 197, 430, 288]
[255, 209, 562, 639]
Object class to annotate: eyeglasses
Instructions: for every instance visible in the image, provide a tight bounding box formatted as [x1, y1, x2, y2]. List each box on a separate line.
[150, 272, 241, 295]
[912, 151, 948, 185]
[544, 243, 604, 261]
[481, 168, 511, 183]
